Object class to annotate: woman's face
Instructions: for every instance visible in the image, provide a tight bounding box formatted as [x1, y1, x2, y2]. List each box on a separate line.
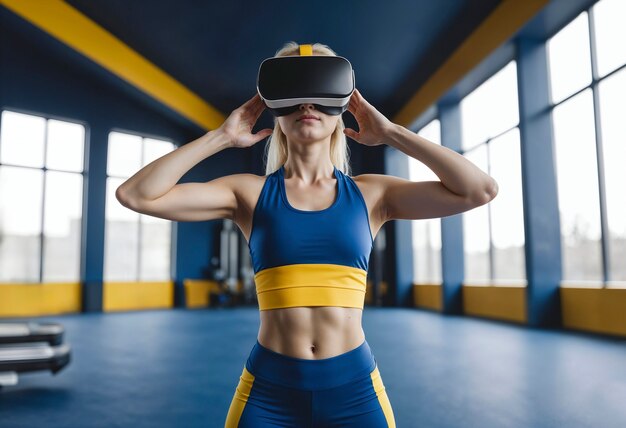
[277, 104, 339, 144]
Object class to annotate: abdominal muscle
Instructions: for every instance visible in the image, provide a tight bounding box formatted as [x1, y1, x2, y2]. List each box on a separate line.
[258, 306, 366, 360]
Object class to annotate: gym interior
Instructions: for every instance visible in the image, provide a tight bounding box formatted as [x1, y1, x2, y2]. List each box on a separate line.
[1, 0, 625, 427]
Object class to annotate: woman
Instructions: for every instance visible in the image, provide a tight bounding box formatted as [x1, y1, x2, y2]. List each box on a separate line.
[116, 42, 497, 427]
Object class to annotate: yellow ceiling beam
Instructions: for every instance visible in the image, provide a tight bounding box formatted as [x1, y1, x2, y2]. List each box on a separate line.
[1, 0, 225, 131]
[393, 0, 550, 127]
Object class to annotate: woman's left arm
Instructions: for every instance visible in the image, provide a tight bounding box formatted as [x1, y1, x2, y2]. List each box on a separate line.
[344, 88, 498, 221]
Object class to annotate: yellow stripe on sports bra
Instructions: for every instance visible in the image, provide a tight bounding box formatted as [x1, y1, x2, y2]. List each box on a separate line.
[299, 44, 313, 56]
[254, 263, 367, 310]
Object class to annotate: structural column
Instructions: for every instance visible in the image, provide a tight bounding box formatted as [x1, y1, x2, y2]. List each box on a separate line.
[384, 146, 414, 307]
[517, 37, 562, 327]
[81, 122, 108, 312]
[439, 102, 464, 315]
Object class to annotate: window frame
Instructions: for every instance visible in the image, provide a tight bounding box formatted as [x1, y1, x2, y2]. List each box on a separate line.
[0, 108, 87, 283]
[547, 7, 626, 284]
[104, 129, 177, 282]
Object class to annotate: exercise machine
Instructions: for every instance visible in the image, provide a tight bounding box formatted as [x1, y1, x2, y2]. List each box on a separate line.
[0, 322, 71, 387]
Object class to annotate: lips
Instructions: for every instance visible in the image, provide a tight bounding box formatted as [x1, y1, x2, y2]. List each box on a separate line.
[297, 114, 320, 121]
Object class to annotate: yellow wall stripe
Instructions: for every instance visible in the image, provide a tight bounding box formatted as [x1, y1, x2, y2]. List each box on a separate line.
[0, 283, 81, 317]
[183, 279, 221, 308]
[103, 281, 174, 312]
[393, 0, 549, 126]
[561, 287, 626, 337]
[412, 284, 626, 338]
[463, 284, 527, 323]
[413, 284, 443, 311]
[0, 0, 225, 131]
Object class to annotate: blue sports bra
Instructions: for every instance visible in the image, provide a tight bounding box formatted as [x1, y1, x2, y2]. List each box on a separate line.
[248, 164, 374, 311]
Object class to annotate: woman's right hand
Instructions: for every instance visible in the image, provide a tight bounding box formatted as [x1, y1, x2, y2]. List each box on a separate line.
[217, 93, 274, 149]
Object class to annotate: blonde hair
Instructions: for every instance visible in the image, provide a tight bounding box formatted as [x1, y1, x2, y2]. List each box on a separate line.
[262, 41, 352, 176]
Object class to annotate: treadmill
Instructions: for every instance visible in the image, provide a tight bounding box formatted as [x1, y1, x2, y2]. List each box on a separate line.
[0, 322, 71, 387]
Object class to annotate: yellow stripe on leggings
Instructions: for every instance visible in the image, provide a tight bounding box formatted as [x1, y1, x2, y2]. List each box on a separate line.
[224, 366, 255, 427]
[371, 365, 397, 427]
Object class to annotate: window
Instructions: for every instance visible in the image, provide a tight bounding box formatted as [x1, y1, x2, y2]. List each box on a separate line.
[104, 131, 176, 281]
[547, 12, 592, 105]
[0, 110, 85, 282]
[460, 61, 526, 284]
[547, 1, 626, 285]
[592, 0, 626, 78]
[488, 129, 525, 280]
[409, 119, 442, 284]
[599, 68, 626, 282]
[462, 144, 490, 281]
[552, 89, 602, 280]
[460, 62, 519, 151]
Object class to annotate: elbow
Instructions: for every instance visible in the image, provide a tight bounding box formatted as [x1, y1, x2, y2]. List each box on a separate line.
[468, 178, 499, 207]
[115, 184, 132, 208]
[484, 177, 499, 202]
[115, 185, 153, 213]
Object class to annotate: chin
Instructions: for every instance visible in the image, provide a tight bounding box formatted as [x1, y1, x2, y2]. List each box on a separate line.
[292, 132, 331, 143]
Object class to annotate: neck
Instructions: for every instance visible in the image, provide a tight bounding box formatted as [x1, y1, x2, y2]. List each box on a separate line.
[282, 161, 335, 183]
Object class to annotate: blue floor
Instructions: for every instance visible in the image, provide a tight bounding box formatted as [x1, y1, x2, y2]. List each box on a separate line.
[0, 307, 625, 428]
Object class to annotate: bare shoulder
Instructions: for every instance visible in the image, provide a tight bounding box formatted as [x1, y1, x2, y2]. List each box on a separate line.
[228, 172, 269, 238]
[224, 172, 268, 209]
[232, 171, 269, 190]
[349, 173, 392, 224]
[225, 172, 266, 193]
[351, 173, 405, 185]
[350, 173, 389, 186]
[350, 173, 384, 198]
[351, 173, 428, 223]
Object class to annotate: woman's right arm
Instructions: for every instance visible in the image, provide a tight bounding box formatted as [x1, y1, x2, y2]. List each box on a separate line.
[115, 93, 272, 222]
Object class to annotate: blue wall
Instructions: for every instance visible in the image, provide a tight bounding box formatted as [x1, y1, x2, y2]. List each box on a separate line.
[0, 8, 249, 310]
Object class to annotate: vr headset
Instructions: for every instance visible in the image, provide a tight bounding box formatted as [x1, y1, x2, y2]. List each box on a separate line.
[257, 44, 355, 117]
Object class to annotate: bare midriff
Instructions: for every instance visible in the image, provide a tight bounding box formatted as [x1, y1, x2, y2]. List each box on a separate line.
[258, 306, 366, 360]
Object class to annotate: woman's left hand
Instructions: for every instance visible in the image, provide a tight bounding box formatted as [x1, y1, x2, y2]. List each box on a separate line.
[343, 88, 395, 147]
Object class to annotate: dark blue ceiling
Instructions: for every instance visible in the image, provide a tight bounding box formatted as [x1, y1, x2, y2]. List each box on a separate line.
[58, 0, 501, 123]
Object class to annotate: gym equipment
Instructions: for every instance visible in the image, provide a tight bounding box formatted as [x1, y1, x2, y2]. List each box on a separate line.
[0, 322, 64, 345]
[0, 322, 71, 387]
[257, 44, 355, 117]
[208, 219, 256, 308]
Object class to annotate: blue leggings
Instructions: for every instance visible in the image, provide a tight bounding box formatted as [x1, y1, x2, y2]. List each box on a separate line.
[224, 339, 396, 427]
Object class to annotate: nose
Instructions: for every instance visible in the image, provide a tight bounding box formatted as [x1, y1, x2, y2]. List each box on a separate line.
[299, 103, 315, 110]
